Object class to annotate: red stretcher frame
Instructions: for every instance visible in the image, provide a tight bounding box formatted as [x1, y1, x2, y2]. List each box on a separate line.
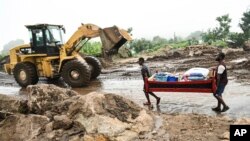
[145, 70, 217, 94]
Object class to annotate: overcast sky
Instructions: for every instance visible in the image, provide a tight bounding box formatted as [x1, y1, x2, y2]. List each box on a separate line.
[0, 0, 250, 50]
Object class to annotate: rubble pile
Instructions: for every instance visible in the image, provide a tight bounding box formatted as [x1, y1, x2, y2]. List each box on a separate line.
[0, 84, 156, 141]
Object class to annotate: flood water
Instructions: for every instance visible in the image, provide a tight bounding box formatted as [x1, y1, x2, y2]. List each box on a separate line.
[1, 64, 250, 119]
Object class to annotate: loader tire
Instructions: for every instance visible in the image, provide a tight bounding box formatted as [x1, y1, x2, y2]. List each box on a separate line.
[13, 62, 38, 87]
[61, 60, 91, 87]
[85, 56, 102, 79]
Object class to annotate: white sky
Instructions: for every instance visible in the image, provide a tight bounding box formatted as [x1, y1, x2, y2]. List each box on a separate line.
[0, 0, 250, 50]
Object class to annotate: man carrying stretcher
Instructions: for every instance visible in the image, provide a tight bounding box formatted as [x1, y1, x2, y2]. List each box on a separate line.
[212, 52, 230, 112]
[138, 57, 161, 106]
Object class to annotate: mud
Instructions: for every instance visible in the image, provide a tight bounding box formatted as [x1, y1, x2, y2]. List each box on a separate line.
[0, 47, 250, 141]
[1, 48, 250, 118]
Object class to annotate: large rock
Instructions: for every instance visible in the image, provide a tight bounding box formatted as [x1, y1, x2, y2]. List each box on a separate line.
[0, 94, 28, 114]
[68, 92, 154, 140]
[0, 94, 20, 113]
[0, 84, 156, 141]
[0, 114, 49, 141]
[27, 84, 78, 114]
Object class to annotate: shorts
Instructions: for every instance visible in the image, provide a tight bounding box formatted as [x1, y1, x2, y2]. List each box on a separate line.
[215, 84, 226, 97]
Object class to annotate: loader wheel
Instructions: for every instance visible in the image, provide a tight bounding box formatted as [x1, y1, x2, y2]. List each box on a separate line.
[61, 60, 91, 87]
[85, 56, 102, 79]
[13, 62, 38, 87]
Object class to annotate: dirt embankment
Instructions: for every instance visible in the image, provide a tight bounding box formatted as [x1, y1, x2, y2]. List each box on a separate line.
[118, 45, 250, 84]
[0, 84, 250, 141]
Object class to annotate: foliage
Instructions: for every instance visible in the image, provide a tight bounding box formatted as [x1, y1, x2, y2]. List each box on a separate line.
[216, 14, 231, 41]
[202, 14, 231, 44]
[129, 34, 201, 54]
[129, 38, 155, 53]
[211, 40, 227, 48]
[170, 40, 190, 49]
[228, 32, 245, 47]
[201, 28, 219, 44]
[239, 9, 250, 40]
[0, 54, 4, 60]
[79, 41, 102, 56]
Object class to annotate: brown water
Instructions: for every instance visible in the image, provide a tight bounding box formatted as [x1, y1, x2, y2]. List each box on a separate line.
[1, 64, 250, 119]
[74, 78, 250, 119]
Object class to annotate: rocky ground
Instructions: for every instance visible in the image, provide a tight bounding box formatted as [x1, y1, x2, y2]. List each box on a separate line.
[0, 45, 250, 141]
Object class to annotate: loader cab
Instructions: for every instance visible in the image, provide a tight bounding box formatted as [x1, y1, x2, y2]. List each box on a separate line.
[26, 24, 65, 56]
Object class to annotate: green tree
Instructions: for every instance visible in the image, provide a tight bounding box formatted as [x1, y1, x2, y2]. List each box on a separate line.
[129, 38, 153, 53]
[202, 28, 219, 44]
[227, 9, 250, 48]
[80, 41, 102, 56]
[216, 14, 232, 41]
[239, 9, 250, 40]
[202, 14, 231, 45]
[228, 32, 245, 47]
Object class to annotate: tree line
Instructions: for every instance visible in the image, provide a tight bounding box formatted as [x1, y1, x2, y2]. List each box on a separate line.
[129, 9, 250, 54]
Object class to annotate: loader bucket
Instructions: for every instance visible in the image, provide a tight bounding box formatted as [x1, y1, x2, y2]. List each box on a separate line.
[100, 26, 132, 55]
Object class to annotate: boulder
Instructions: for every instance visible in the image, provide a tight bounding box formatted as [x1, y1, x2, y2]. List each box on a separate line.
[27, 84, 78, 114]
[0, 114, 49, 141]
[0, 84, 156, 141]
[52, 115, 73, 130]
[0, 94, 20, 112]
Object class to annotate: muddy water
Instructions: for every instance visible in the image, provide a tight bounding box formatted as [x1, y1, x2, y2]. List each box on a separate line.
[1, 63, 250, 119]
[74, 78, 250, 119]
[74, 64, 250, 119]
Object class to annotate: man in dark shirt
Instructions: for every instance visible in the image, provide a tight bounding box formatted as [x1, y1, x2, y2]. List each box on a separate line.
[138, 57, 160, 106]
[212, 52, 229, 112]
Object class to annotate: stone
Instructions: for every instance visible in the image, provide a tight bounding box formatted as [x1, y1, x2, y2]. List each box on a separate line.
[0, 114, 49, 141]
[27, 84, 78, 114]
[0, 94, 21, 113]
[219, 132, 229, 139]
[0, 84, 156, 141]
[53, 115, 73, 130]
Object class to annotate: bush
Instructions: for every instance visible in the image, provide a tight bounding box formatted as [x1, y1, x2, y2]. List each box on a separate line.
[211, 40, 227, 48]
[80, 41, 101, 56]
[170, 41, 189, 48]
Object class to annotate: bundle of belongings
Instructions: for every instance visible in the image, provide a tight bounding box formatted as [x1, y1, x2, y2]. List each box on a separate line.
[148, 68, 212, 82]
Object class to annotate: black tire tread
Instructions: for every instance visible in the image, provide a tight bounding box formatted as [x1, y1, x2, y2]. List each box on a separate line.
[85, 56, 102, 79]
[61, 60, 91, 87]
[13, 62, 38, 87]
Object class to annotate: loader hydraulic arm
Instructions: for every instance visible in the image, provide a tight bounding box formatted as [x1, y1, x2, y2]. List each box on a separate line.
[63, 23, 101, 56]
[62, 23, 132, 56]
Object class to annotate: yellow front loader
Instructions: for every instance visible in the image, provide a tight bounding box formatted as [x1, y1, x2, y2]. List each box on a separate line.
[4, 23, 132, 87]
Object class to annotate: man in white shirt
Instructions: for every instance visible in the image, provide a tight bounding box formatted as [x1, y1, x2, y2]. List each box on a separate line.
[212, 52, 229, 112]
